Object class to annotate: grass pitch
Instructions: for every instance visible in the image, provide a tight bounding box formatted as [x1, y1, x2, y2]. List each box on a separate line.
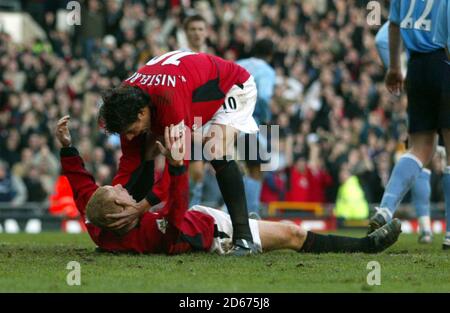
[0, 231, 449, 292]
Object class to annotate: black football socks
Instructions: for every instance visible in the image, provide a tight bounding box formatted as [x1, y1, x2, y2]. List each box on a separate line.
[299, 231, 373, 253]
[211, 158, 254, 243]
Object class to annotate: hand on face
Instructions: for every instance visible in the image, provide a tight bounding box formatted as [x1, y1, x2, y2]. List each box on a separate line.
[105, 185, 141, 233]
[56, 115, 72, 147]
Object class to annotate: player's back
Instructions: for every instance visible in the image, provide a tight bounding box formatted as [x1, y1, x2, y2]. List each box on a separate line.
[123, 51, 250, 135]
[390, 0, 445, 53]
[126, 51, 248, 97]
[125, 51, 215, 93]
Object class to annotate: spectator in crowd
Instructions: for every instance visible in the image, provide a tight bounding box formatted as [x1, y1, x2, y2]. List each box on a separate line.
[260, 169, 287, 204]
[22, 165, 48, 203]
[285, 145, 332, 204]
[78, 0, 106, 63]
[0, 128, 21, 167]
[334, 164, 370, 220]
[285, 154, 310, 202]
[0, 161, 27, 205]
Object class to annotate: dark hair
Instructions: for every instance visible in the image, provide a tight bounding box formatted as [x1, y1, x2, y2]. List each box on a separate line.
[183, 14, 207, 30]
[252, 39, 274, 59]
[99, 85, 150, 134]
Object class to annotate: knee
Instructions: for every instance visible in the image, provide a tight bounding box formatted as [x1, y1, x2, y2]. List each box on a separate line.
[203, 137, 226, 160]
[203, 126, 236, 160]
[190, 162, 204, 182]
[286, 224, 307, 247]
[410, 148, 434, 166]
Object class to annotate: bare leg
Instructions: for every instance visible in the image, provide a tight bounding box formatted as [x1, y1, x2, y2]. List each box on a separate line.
[203, 123, 237, 161]
[257, 221, 307, 251]
[409, 131, 438, 166]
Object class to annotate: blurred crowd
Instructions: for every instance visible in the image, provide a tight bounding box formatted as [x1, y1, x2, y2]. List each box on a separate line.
[0, 0, 446, 217]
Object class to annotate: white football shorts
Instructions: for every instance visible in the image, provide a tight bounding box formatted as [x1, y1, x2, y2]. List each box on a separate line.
[202, 75, 259, 135]
[189, 205, 262, 255]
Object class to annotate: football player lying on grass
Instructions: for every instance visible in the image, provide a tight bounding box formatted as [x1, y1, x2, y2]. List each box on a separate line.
[56, 115, 402, 255]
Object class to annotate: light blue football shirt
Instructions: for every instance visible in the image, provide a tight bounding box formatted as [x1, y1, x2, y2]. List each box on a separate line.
[390, 0, 445, 53]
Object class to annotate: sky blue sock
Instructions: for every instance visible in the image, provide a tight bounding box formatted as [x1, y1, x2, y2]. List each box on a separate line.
[380, 153, 423, 219]
[411, 169, 431, 218]
[442, 167, 450, 238]
[243, 176, 262, 215]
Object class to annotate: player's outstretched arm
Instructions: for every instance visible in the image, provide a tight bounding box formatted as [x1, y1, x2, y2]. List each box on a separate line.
[56, 116, 100, 216]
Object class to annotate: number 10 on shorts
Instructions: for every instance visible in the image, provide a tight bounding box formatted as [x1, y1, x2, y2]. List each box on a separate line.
[223, 96, 237, 112]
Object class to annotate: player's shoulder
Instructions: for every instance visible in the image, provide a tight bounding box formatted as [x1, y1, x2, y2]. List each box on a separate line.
[180, 52, 217, 67]
[244, 57, 275, 73]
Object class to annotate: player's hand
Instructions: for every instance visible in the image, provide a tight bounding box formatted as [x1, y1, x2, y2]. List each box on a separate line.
[106, 199, 141, 231]
[56, 115, 72, 148]
[156, 124, 186, 167]
[385, 68, 403, 95]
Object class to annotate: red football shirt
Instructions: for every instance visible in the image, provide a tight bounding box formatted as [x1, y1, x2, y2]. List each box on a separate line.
[123, 51, 250, 135]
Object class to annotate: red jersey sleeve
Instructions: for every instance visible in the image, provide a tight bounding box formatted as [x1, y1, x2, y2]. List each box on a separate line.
[159, 163, 215, 254]
[60, 147, 99, 218]
[60, 147, 103, 242]
[164, 165, 190, 228]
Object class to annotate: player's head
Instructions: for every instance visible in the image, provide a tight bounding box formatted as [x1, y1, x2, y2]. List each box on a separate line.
[252, 39, 274, 61]
[100, 85, 151, 140]
[183, 14, 207, 52]
[86, 184, 137, 234]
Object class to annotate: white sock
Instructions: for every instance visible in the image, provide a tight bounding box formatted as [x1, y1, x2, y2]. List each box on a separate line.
[418, 216, 431, 234]
[378, 207, 393, 222]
